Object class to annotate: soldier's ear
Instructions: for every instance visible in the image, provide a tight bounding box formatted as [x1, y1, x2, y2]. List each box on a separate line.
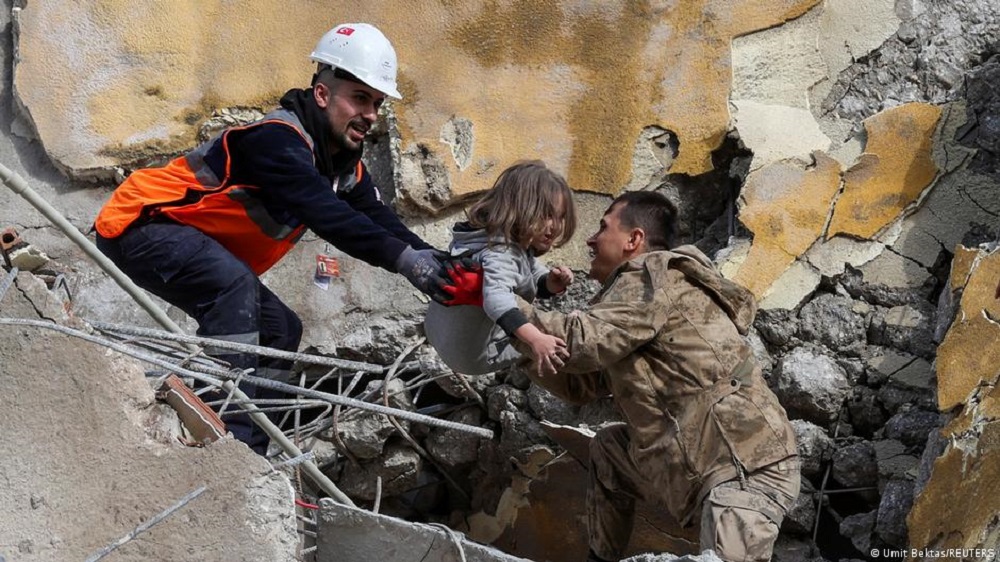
[626, 228, 646, 252]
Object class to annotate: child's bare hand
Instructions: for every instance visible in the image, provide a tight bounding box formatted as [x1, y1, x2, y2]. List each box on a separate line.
[515, 324, 569, 376]
[546, 266, 574, 295]
[530, 333, 568, 376]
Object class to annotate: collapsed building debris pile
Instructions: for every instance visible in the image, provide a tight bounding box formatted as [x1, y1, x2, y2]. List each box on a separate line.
[2, 218, 995, 562]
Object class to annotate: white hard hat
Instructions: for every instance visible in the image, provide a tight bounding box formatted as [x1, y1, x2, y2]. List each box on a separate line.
[310, 23, 402, 99]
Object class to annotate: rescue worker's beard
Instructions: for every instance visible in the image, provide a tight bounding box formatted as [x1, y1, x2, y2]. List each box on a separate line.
[330, 117, 370, 153]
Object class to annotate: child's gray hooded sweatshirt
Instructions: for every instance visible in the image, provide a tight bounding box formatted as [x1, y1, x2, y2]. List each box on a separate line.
[424, 224, 552, 375]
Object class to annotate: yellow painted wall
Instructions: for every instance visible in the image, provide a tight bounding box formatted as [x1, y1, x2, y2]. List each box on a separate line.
[909, 247, 1000, 552]
[15, 0, 818, 194]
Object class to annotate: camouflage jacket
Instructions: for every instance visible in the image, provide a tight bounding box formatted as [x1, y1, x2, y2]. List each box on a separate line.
[518, 246, 797, 525]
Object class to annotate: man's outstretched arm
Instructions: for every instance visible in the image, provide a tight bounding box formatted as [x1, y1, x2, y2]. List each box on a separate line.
[513, 295, 666, 404]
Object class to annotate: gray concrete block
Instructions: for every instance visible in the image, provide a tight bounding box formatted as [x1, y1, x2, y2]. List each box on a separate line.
[317, 500, 531, 562]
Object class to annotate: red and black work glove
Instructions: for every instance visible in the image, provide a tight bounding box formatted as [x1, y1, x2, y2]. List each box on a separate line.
[440, 251, 484, 306]
[396, 246, 452, 304]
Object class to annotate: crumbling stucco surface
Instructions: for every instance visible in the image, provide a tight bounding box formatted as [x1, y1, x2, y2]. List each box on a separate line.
[828, 103, 942, 240]
[935, 247, 1000, 411]
[908, 246, 1000, 555]
[734, 152, 841, 298]
[730, 102, 944, 302]
[0, 273, 297, 561]
[14, 0, 818, 197]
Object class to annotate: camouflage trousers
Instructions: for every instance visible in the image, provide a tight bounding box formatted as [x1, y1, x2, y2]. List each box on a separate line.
[587, 423, 800, 562]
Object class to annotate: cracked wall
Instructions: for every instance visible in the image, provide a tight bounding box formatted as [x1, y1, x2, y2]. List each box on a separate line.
[908, 246, 1000, 555]
[730, 102, 943, 304]
[13, 0, 818, 199]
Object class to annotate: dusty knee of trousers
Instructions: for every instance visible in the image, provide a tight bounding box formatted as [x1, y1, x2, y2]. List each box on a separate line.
[699, 485, 784, 562]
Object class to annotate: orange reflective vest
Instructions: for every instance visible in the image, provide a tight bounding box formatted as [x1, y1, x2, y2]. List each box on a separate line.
[95, 110, 362, 274]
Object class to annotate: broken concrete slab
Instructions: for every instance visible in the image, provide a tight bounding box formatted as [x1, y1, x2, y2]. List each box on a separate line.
[868, 302, 938, 359]
[316, 499, 530, 562]
[731, 101, 832, 171]
[907, 243, 1000, 556]
[852, 249, 937, 305]
[759, 260, 823, 311]
[330, 378, 413, 460]
[734, 152, 841, 299]
[790, 419, 834, 478]
[832, 440, 879, 490]
[426, 406, 485, 469]
[338, 442, 423, 502]
[797, 293, 868, 354]
[874, 439, 918, 489]
[877, 358, 936, 416]
[804, 236, 884, 278]
[0, 277, 297, 562]
[875, 479, 915, 548]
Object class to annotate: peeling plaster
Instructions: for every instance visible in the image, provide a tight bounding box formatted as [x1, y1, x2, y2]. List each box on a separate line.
[735, 103, 946, 305]
[814, 0, 901, 103]
[731, 101, 832, 171]
[440, 117, 475, 171]
[734, 152, 841, 298]
[936, 247, 1000, 411]
[14, 0, 821, 196]
[804, 235, 884, 277]
[731, 6, 826, 109]
[949, 246, 983, 295]
[623, 126, 676, 193]
[857, 247, 934, 292]
[730, 5, 835, 172]
[828, 103, 942, 240]
[759, 259, 822, 310]
[908, 420, 1000, 554]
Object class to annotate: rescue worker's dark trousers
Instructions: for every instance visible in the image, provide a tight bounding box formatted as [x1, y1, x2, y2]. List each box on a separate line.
[96, 222, 302, 455]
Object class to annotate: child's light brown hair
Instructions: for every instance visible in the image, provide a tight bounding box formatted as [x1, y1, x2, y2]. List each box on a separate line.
[466, 160, 577, 249]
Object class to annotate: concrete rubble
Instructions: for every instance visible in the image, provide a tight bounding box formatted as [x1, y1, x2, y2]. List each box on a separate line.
[0, 271, 298, 562]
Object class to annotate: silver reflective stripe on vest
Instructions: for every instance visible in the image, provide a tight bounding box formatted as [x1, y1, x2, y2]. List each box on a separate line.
[261, 109, 316, 152]
[184, 108, 317, 188]
[186, 140, 223, 187]
[227, 188, 298, 240]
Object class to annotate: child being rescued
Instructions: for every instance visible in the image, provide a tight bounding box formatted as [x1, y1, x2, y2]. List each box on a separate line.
[424, 160, 577, 375]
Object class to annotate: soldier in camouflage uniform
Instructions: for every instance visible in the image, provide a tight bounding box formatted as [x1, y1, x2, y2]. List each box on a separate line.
[515, 191, 800, 562]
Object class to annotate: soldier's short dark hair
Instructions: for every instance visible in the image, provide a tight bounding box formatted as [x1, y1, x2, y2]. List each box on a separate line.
[609, 191, 679, 251]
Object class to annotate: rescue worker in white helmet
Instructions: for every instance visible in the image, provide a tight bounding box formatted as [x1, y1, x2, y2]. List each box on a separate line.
[94, 23, 479, 455]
